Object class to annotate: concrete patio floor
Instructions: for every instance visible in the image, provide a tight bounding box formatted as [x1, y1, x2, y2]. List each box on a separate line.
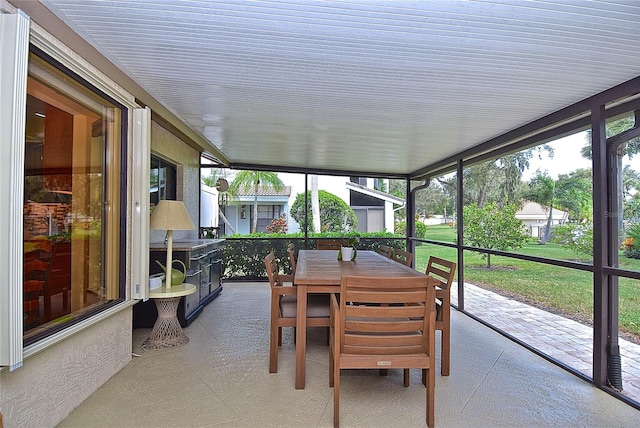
[58, 282, 640, 427]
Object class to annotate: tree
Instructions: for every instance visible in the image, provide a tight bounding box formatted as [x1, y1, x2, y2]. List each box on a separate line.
[229, 170, 284, 233]
[201, 168, 236, 233]
[413, 179, 453, 219]
[392, 177, 455, 223]
[202, 169, 220, 188]
[290, 190, 357, 233]
[462, 148, 549, 208]
[583, 115, 640, 243]
[389, 179, 407, 221]
[555, 169, 592, 222]
[310, 175, 321, 233]
[582, 116, 640, 160]
[524, 170, 593, 242]
[463, 202, 529, 268]
[551, 222, 593, 259]
[523, 172, 556, 243]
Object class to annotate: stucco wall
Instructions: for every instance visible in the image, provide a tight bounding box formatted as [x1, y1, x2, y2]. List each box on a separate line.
[0, 309, 132, 427]
[150, 122, 201, 243]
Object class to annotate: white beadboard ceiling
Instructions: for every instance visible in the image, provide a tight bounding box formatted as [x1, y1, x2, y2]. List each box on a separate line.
[37, 0, 640, 175]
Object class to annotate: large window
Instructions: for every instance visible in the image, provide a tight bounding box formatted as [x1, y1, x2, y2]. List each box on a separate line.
[22, 53, 124, 344]
[256, 205, 282, 232]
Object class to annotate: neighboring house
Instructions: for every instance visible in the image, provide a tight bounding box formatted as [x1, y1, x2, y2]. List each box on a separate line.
[220, 175, 402, 234]
[200, 183, 219, 229]
[223, 185, 292, 234]
[516, 201, 568, 238]
[346, 179, 404, 233]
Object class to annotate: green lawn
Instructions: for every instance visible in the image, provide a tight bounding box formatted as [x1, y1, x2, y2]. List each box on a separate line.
[415, 224, 640, 339]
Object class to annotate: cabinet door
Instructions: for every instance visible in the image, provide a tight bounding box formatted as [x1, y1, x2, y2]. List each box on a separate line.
[184, 251, 202, 315]
[183, 289, 199, 318]
[211, 250, 223, 290]
[200, 254, 213, 300]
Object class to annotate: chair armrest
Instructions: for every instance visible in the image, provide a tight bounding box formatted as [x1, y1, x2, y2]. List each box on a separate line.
[435, 288, 449, 298]
[330, 293, 340, 351]
[330, 294, 340, 327]
[280, 274, 294, 283]
[330, 293, 339, 314]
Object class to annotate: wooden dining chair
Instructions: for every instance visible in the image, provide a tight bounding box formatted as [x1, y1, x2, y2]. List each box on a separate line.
[391, 248, 413, 267]
[426, 256, 457, 376]
[265, 252, 330, 373]
[287, 243, 297, 275]
[403, 256, 457, 382]
[23, 259, 48, 329]
[329, 275, 436, 428]
[43, 241, 71, 322]
[316, 239, 348, 250]
[376, 244, 394, 258]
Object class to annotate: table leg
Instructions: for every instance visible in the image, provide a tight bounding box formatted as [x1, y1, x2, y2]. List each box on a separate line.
[296, 284, 308, 389]
[142, 296, 189, 350]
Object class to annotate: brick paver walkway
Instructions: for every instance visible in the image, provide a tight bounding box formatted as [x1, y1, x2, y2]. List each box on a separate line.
[452, 282, 640, 402]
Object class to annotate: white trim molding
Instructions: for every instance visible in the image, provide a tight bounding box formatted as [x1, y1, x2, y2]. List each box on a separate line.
[131, 107, 151, 300]
[0, 10, 30, 371]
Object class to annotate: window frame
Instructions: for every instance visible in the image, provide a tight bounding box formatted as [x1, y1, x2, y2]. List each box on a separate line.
[1, 12, 148, 369]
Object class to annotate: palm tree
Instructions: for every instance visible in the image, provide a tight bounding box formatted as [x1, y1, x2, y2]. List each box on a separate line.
[229, 170, 284, 233]
[311, 175, 321, 232]
[525, 173, 556, 244]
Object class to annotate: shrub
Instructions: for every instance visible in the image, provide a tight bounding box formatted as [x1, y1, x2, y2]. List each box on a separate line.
[266, 214, 287, 234]
[550, 223, 593, 258]
[221, 232, 405, 280]
[395, 221, 427, 245]
[462, 202, 529, 268]
[290, 190, 357, 232]
[622, 223, 640, 259]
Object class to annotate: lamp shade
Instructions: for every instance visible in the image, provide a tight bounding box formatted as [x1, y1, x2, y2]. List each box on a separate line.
[149, 200, 195, 231]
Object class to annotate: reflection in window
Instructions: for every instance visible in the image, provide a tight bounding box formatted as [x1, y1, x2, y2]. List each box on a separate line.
[150, 154, 176, 207]
[23, 54, 123, 343]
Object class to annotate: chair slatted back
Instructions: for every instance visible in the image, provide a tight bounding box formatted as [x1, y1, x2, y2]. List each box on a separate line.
[338, 276, 434, 358]
[426, 256, 456, 293]
[23, 257, 49, 329]
[425, 255, 456, 376]
[287, 243, 297, 275]
[330, 275, 436, 427]
[391, 249, 413, 267]
[265, 251, 330, 374]
[376, 245, 394, 258]
[265, 251, 291, 288]
[316, 239, 348, 250]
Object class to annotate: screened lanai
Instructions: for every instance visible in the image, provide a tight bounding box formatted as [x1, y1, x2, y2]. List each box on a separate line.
[4, 0, 640, 423]
[26, 0, 640, 403]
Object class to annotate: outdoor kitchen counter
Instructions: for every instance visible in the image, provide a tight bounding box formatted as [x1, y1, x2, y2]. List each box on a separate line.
[149, 238, 225, 252]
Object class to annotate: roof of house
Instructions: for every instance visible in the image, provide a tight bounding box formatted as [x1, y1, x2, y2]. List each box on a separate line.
[345, 181, 405, 204]
[234, 185, 291, 197]
[516, 201, 568, 221]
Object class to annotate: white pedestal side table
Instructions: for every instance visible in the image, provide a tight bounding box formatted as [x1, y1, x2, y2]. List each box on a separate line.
[142, 283, 197, 350]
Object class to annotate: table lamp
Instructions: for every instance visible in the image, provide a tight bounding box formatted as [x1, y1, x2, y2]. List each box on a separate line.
[149, 200, 195, 289]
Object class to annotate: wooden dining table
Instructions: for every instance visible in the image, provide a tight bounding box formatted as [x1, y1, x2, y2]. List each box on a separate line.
[293, 249, 434, 389]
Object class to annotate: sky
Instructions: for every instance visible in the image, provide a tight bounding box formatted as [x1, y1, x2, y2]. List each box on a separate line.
[523, 131, 592, 181]
[524, 130, 640, 182]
